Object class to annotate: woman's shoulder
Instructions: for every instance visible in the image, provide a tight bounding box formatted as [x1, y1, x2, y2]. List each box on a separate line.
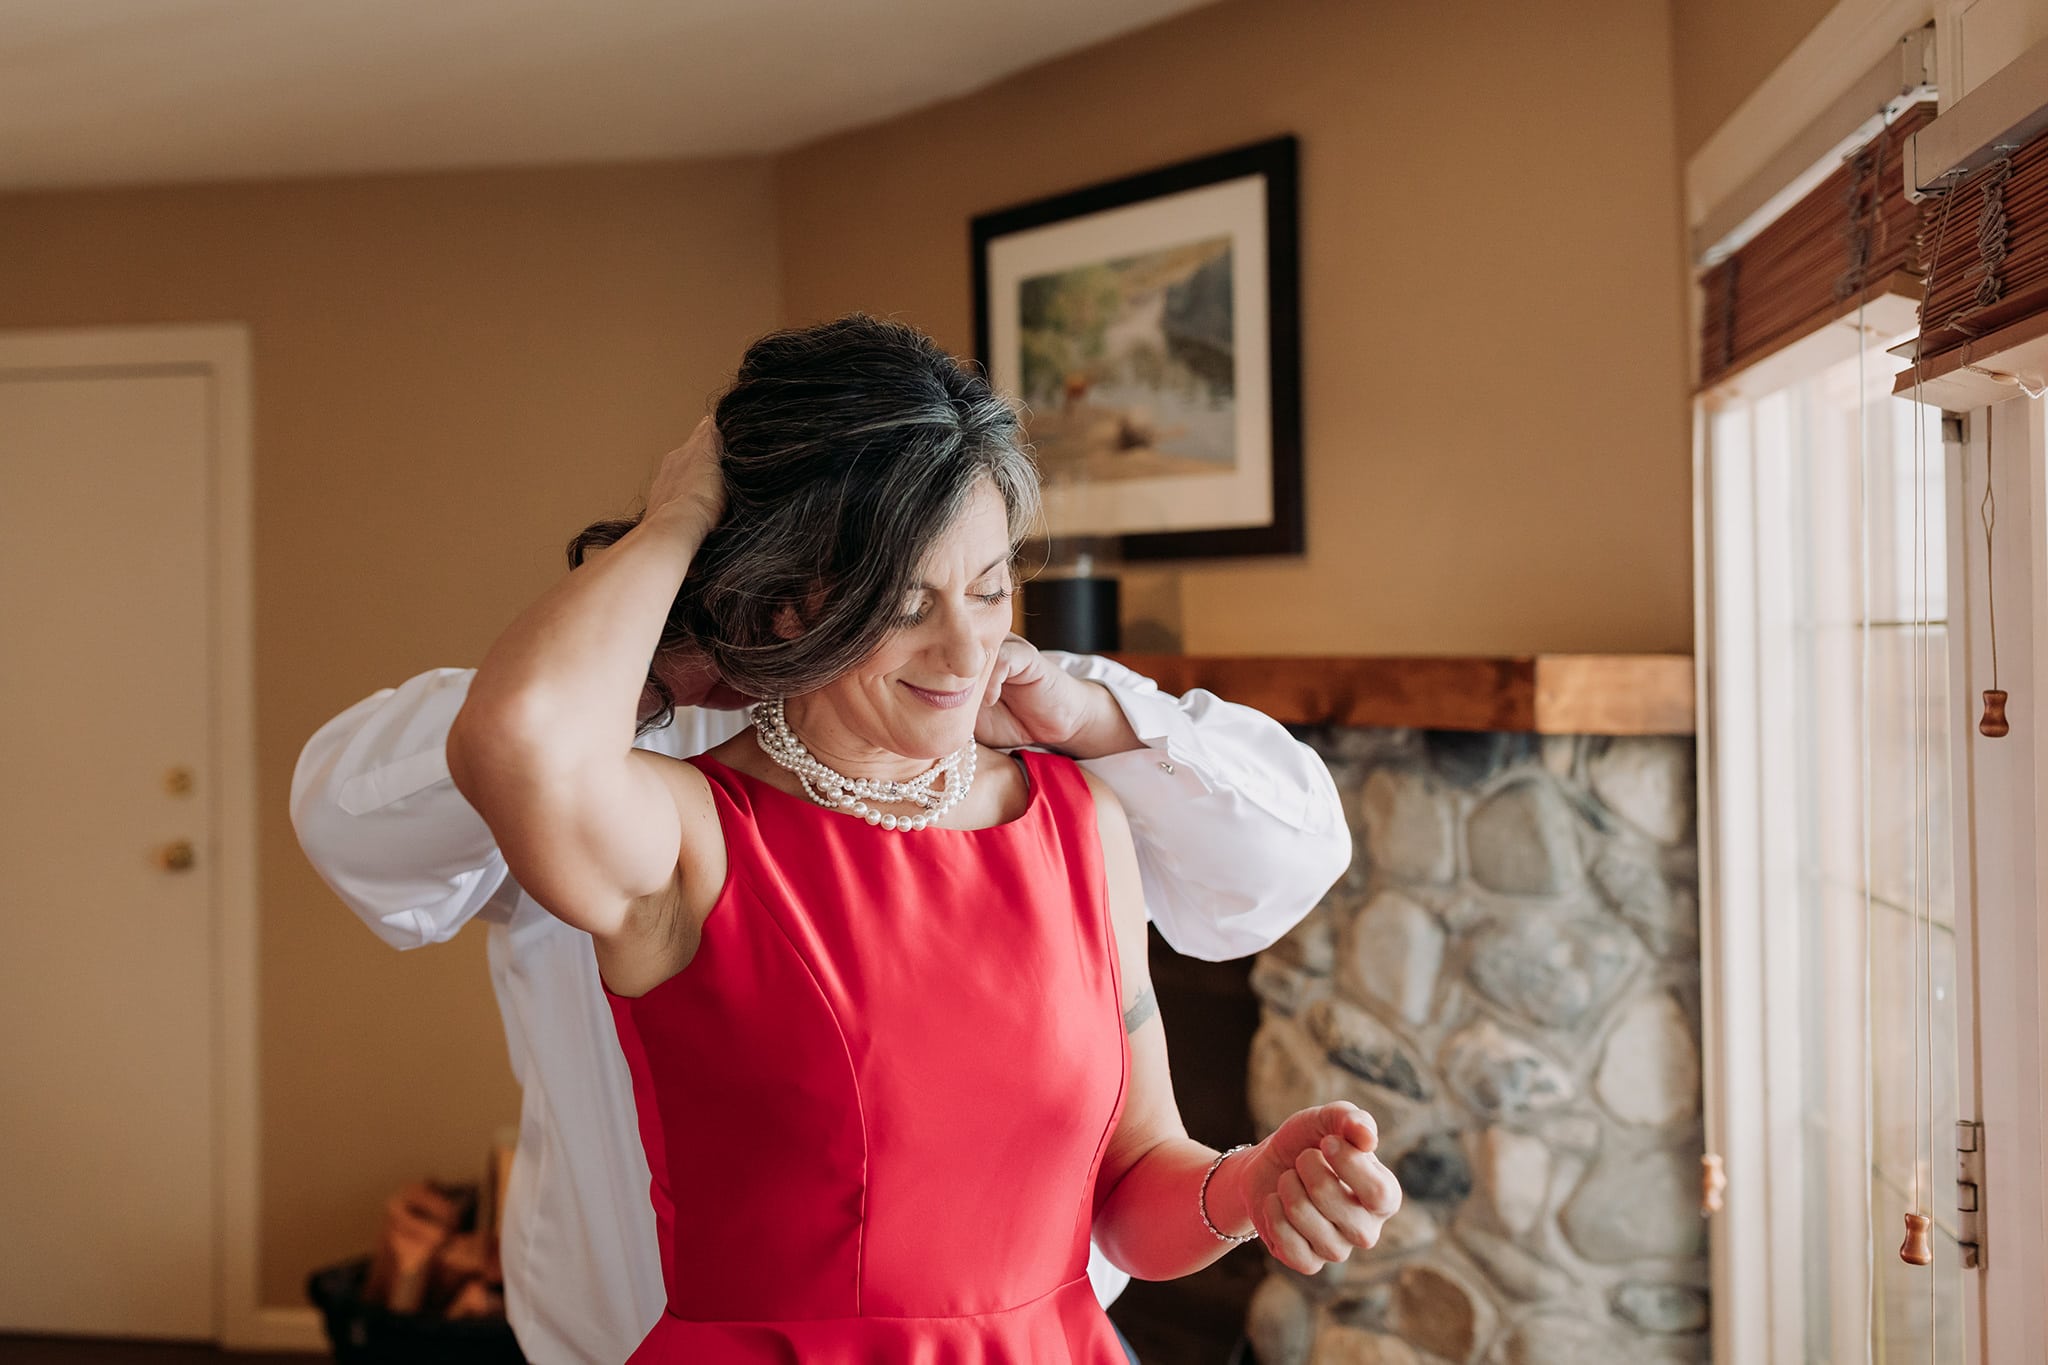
[1013, 748, 1128, 844]
[698, 727, 761, 772]
[1068, 762, 1128, 833]
[685, 730, 782, 808]
[1018, 746, 1107, 798]
[1008, 744, 1088, 785]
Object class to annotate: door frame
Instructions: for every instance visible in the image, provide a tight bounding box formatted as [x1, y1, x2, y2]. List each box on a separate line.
[0, 325, 310, 1349]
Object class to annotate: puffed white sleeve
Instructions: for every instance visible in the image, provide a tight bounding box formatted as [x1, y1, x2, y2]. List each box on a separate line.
[1053, 652, 1352, 961]
[289, 667, 514, 950]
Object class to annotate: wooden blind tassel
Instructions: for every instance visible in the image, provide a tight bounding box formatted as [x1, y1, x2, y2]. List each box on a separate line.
[1981, 410, 2013, 739]
[1900, 1211, 1934, 1266]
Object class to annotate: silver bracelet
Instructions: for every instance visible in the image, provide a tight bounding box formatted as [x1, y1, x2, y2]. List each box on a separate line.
[1200, 1143, 1259, 1245]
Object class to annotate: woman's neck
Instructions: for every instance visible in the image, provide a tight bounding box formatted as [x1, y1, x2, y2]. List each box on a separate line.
[776, 695, 959, 785]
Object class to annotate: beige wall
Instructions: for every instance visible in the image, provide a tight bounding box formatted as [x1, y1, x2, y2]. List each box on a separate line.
[778, 0, 1695, 655]
[0, 159, 782, 1303]
[1670, 0, 1841, 159]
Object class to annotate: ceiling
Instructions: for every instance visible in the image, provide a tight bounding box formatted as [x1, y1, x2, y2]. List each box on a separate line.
[0, 0, 1215, 192]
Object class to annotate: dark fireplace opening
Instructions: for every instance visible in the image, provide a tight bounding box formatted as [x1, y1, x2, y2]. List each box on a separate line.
[1105, 927, 1265, 1365]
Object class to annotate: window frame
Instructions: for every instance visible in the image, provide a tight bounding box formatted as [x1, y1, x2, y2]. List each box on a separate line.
[1945, 397, 2048, 1362]
[1696, 329, 1978, 1364]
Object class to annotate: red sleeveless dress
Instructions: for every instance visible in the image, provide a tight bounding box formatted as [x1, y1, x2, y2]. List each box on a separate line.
[605, 747, 1131, 1363]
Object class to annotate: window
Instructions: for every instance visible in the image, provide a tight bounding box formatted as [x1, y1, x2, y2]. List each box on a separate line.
[1704, 338, 1965, 1364]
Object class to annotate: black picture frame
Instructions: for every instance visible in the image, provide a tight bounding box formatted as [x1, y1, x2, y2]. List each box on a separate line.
[971, 134, 1303, 561]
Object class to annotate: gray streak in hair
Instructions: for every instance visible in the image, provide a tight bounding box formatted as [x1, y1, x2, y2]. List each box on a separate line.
[569, 313, 1041, 731]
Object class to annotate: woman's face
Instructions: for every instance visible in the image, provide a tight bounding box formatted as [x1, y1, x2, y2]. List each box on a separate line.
[808, 477, 1016, 762]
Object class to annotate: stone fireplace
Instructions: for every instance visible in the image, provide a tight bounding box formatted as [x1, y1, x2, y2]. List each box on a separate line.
[1113, 657, 1706, 1365]
[1249, 727, 1705, 1365]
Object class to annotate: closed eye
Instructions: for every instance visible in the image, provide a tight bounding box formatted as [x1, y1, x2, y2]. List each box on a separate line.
[897, 586, 1009, 627]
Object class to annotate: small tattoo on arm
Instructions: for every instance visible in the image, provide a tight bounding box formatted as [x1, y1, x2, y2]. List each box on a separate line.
[1122, 987, 1158, 1034]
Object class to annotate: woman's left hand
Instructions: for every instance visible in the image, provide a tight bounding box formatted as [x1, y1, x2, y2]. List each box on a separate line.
[977, 635, 1138, 757]
[1233, 1102, 1403, 1275]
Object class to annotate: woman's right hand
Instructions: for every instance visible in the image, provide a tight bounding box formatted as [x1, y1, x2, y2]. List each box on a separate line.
[646, 416, 727, 540]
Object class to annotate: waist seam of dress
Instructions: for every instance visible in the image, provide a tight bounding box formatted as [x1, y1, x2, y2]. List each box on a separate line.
[660, 1271, 1096, 1326]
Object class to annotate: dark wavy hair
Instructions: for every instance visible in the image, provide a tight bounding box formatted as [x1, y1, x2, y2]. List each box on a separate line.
[570, 313, 1040, 731]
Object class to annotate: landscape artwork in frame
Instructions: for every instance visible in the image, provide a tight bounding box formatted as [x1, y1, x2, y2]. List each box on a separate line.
[973, 135, 1302, 560]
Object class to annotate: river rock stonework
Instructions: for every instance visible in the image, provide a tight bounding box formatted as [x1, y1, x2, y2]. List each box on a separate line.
[1247, 730, 1707, 1365]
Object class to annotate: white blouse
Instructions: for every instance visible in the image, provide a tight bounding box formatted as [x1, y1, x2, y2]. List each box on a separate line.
[291, 655, 1348, 1365]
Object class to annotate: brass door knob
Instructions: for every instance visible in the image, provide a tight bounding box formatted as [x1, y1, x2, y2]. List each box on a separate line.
[156, 840, 197, 872]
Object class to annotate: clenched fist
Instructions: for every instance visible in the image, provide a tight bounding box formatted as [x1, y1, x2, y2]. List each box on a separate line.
[1232, 1102, 1402, 1275]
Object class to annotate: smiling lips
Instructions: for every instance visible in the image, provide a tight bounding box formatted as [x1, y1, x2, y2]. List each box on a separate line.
[901, 681, 977, 710]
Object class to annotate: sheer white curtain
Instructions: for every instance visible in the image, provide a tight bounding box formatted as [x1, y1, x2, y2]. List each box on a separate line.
[1705, 339, 1964, 1365]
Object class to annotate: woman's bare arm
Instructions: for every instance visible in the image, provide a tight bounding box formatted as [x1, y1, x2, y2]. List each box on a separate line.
[1084, 773, 1242, 1279]
[1084, 773, 1402, 1280]
[444, 421, 727, 975]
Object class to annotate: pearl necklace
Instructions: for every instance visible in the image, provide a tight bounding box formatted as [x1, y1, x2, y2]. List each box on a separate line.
[749, 697, 976, 832]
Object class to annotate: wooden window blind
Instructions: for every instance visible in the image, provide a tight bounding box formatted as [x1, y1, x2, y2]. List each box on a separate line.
[1910, 121, 2048, 366]
[1699, 101, 1938, 390]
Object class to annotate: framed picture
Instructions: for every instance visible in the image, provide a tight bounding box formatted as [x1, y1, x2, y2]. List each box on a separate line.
[972, 134, 1302, 560]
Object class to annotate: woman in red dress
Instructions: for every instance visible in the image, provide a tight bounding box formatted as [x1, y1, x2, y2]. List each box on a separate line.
[447, 315, 1401, 1362]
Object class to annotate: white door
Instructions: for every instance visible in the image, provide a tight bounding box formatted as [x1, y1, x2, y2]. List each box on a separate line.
[0, 365, 218, 1337]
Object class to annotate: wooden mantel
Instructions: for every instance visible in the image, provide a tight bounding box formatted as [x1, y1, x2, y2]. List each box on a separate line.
[1111, 655, 1697, 735]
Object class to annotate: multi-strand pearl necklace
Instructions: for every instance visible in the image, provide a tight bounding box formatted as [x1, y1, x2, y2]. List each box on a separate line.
[749, 697, 976, 832]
